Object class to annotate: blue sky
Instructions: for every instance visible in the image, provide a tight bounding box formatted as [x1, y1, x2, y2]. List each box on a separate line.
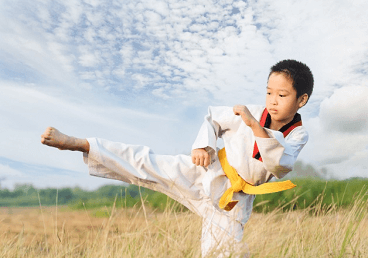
[1, 0, 368, 190]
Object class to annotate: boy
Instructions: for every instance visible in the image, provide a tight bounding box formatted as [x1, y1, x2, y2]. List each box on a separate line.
[41, 59, 313, 257]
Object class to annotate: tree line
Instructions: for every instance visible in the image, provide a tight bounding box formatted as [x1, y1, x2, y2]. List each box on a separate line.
[1, 177, 367, 213]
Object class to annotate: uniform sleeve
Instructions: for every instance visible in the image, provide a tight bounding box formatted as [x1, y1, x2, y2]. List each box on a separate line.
[254, 127, 309, 179]
[191, 106, 242, 153]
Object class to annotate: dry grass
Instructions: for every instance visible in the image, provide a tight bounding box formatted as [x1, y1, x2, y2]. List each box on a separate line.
[0, 194, 367, 258]
[0, 203, 202, 257]
[244, 192, 368, 258]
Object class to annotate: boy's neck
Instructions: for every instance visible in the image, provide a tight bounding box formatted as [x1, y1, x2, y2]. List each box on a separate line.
[269, 121, 283, 131]
[269, 118, 293, 131]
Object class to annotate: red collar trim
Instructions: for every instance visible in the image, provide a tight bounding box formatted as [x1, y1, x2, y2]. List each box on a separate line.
[252, 108, 302, 162]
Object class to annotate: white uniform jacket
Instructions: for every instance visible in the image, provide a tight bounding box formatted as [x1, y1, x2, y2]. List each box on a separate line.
[192, 105, 308, 215]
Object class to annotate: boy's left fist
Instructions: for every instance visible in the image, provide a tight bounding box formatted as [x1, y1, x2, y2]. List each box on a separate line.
[233, 105, 256, 127]
[191, 148, 210, 167]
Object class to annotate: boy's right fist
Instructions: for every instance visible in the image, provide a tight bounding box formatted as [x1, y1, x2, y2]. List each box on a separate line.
[233, 104, 256, 127]
[191, 148, 210, 167]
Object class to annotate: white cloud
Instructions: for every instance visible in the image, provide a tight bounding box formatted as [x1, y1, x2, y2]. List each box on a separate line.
[79, 52, 100, 67]
[319, 86, 368, 133]
[301, 85, 368, 178]
[0, 165, 24, 177]
[1, 0, 368, 190]
[249, 0, 368, 98]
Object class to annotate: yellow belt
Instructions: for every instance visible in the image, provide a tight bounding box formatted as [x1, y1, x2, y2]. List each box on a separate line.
[218, 148, 296, 211]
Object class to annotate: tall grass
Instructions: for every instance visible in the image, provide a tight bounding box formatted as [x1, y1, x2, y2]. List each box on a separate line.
[0, 189, 367, 257]
[247, 188, 368, 257]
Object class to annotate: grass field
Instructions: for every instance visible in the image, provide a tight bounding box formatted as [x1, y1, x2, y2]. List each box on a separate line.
[0, 192, 367, 257]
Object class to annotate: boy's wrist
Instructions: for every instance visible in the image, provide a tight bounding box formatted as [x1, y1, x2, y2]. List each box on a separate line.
[249, 118, 260, 129]
[250, 119, 270, 138]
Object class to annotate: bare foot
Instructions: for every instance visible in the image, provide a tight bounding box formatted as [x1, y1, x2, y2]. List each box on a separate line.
[41, 127, 89, 153]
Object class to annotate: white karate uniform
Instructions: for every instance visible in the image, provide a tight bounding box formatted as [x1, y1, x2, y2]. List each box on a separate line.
[83, 105, 308, 257]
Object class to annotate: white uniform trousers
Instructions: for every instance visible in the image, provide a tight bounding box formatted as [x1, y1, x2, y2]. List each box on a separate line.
[83, 138, 251, 257]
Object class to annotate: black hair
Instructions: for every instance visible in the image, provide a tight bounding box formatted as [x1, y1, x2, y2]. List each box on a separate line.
[269, 59, 314, 101]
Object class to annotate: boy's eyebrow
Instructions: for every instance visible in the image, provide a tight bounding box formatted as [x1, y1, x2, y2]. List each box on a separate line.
[278, 89, 290, 93]
[266, 87, 290, 93]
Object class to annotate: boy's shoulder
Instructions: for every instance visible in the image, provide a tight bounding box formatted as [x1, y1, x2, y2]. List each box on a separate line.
[285, 124, 309, 142]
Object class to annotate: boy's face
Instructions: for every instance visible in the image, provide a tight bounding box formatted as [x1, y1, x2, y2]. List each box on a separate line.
[266, 72, 307, 129]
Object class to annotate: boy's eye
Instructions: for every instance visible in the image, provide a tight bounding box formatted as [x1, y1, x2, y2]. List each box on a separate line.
[267, 92, 271, 95]
[279, 94, 285, 97]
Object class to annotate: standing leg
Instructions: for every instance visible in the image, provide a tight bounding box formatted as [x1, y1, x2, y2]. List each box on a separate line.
[201, 207, 250, 258]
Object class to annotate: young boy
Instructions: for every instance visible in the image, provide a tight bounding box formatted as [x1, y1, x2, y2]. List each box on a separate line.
[41, 59, 313, 257]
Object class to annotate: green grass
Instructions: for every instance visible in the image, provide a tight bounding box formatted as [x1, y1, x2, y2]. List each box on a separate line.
[1, 178, 367, 213]
[252, 178, 368, 212]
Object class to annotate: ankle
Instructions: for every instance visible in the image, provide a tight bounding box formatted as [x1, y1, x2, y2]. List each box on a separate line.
[76, 139, 90, 153]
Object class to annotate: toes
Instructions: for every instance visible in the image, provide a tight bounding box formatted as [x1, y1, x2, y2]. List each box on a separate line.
[42, 127, 55, 138]
[41, 134, 50, 140]
[44, 126, 54, 134]
[41, 136, 50, 144]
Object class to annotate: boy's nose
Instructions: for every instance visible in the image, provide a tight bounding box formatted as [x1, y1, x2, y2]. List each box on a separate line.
[271, 96, 277, 105]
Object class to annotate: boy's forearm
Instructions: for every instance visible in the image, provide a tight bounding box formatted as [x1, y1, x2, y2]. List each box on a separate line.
[234, 105, 270, 138]
[250, 120, 270, 138]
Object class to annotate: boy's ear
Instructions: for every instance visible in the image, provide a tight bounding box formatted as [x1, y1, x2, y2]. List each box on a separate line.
[298, 94, 309, 108]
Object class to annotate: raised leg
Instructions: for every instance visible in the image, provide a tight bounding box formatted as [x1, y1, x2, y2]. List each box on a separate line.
[41, 127, 90, 153]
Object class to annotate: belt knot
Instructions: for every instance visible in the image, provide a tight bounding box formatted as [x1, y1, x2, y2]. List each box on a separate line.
[232, 178, 245, 193]
[218, 148, 296, 211]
